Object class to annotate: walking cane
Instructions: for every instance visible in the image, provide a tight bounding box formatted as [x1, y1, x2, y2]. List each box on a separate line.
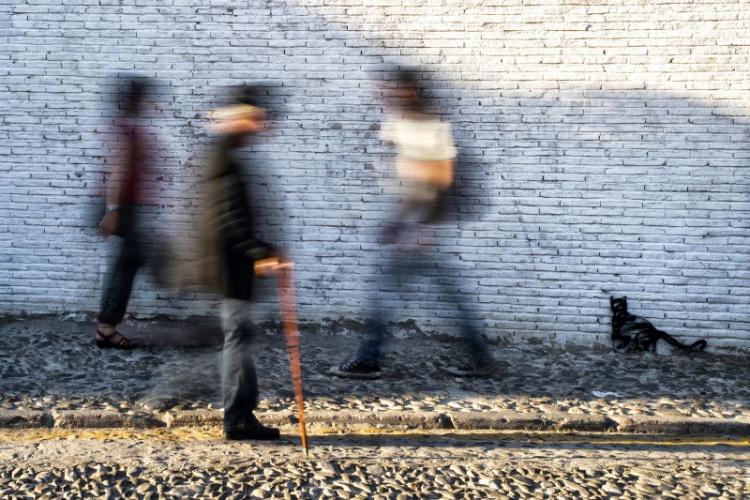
[254, 257, 310, 457]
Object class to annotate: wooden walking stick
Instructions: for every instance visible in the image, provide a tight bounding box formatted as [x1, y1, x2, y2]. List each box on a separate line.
[254, 257, 309, 457]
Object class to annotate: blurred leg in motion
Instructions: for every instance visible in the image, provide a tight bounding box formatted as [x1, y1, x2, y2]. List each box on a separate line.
[433, 252, 495, 377]
[221, 300, 257, 428]
[330, 238, 413, 379]
[221, 299, 278, 441]
[96, 207, 143, 349]
[333, 231, 495, 379]
[356, 247, 413, 363]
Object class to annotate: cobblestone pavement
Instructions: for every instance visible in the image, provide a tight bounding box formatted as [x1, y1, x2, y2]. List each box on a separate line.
[1, 318, 748, 423]
[0, 428, 748, 499]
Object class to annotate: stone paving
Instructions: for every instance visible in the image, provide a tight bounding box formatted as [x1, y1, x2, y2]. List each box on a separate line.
[1, 429, 749, 499]
[1, 318, 749, 431]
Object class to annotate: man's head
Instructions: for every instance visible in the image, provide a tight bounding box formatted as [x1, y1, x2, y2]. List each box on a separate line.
[209, 85, 270, 136]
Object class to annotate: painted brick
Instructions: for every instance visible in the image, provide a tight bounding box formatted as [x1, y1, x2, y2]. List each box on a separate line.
[0, 0, 748, 348]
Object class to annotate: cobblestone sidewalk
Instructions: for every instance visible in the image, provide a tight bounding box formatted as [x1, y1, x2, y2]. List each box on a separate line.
[1, 318, 748, 434]
[2, 429, 749, 499]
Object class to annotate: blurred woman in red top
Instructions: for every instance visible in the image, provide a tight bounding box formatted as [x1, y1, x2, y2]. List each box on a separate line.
[96, 76, 157, 349]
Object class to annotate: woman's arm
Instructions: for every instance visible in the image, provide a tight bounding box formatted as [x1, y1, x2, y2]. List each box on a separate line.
[99, 128, 137, 235]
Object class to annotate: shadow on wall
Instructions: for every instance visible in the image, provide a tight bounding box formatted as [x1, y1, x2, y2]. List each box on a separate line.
[433, 84, 750, 347]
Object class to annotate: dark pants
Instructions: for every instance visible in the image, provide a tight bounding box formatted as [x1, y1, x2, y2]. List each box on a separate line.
[221, 299, 259, 431]
[355, 238, 490, 365]
[98, 207, 144, 326]
[98, 205, 167, 326]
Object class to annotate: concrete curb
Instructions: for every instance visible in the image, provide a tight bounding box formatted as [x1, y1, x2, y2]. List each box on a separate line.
[52, 410, 165, 429]
[612, 416, 750, 436]
[303, 410, 452, 430]
[0, 410, 50, 429]
[2, 409, 749, 436]
[160, 410, 451, 430]
[161, 409, 222, 428]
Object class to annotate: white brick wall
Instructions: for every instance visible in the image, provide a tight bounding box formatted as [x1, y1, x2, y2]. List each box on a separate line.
[1, 0, 749, 348]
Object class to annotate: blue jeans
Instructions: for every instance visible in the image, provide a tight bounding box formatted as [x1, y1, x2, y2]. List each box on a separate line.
[355, 240, 490, 365]
[220, 299, 259, 431]
[98, 204, 167, 326]
[98, 206, 144, 326]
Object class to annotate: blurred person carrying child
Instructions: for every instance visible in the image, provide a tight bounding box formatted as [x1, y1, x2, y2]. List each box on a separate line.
[330, 67, 496, 379]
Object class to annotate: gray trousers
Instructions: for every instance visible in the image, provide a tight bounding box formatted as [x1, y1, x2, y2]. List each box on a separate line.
[220, 299, 259, 430]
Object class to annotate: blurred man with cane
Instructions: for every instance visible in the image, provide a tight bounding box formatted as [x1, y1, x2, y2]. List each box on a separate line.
[199, 86, 282, 441]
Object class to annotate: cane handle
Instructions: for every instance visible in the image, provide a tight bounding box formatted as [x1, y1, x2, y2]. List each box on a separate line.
[254, 257, 294, 277]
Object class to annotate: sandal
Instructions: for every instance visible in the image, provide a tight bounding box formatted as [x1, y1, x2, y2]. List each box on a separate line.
[96, 329, 137, 350]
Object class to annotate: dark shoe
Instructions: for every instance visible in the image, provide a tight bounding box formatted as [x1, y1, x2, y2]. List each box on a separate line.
[225, 416, 280, 441]
[96, 329, 137, 350]
[328, 358, 381, 379]
[444, 357, 496, 378]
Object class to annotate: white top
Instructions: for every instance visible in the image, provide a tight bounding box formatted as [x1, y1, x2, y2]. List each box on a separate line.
[379, 117, 457, 161]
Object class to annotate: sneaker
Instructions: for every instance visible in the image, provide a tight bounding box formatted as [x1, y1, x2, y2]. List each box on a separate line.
[328, 358, 382, 379]
[444, 358, 496, 378]
[225, 415, 280, 441]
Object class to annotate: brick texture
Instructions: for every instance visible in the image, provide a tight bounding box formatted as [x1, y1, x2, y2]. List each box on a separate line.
[1, 0, 749, 347]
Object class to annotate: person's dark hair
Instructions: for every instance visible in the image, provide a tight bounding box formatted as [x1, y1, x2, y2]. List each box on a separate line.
[117, 75, 151, 117]
[385, 65, 430, 114]
[232, 84, 270, 108]
[225, 83, 277, 114]
[393, 67, 421, 92]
